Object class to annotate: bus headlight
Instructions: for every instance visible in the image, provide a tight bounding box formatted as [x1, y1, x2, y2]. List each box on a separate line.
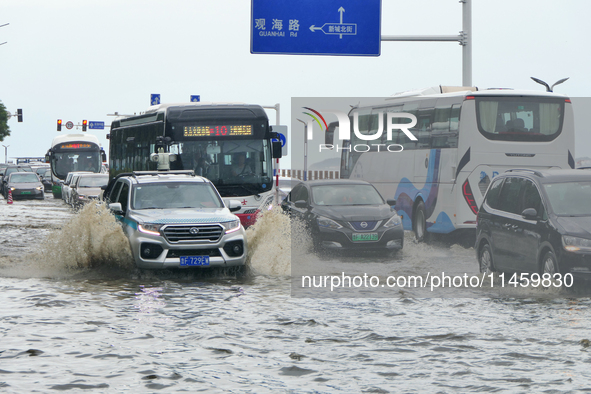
[383, 215, 402, 228]
[138, 223, 163, 236]
[222, 219, 241, 234]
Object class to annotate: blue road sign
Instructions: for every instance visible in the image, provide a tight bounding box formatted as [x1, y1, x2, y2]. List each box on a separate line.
[190, 95, 201, 102]
[151, 94, 161, 106]
[88, 121, 105, 130]
[251, 0, 381, 56]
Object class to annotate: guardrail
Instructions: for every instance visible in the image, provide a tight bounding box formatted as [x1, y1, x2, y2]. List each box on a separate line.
[279, 169, 339, 180]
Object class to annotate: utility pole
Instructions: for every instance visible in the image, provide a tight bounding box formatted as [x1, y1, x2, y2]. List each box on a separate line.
[2, 145, 9, 163]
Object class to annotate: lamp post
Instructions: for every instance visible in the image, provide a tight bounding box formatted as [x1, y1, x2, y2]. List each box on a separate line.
[2, 145, 8, 163]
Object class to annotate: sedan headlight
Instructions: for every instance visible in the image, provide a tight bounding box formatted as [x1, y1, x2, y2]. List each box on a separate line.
[36, 186, 43, 191]
[138, 223, 163, 236]
[383, 214, 402, 228]
[222, 219, 241, 234]
[317, 216, 343, 230]
[562, 235, 591, 252]
[78, 194, 86, 199]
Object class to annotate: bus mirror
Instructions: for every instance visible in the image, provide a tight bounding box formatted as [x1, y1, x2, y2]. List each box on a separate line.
[325, 121, 338, 145]
[272, 141, 282, 158]
[101, 151, 107, 162]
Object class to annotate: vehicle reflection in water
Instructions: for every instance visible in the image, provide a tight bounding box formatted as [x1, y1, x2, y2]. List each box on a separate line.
[0, 194, 590, 392]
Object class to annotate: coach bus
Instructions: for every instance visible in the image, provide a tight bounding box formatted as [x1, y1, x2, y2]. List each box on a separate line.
[107, 102, 282, 227]
[45, 134, 105, 198]
[332, 86, 575, 241]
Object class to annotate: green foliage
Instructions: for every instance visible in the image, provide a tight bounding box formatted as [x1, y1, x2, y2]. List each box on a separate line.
[0, 101, 10, 142]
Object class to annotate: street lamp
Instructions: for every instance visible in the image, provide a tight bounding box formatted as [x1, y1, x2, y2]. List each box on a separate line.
[2, 145, 9, 163]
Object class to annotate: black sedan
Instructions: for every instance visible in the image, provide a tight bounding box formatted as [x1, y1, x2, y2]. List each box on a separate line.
[4, 172, 44, 200]
[281, 179, 404, 252]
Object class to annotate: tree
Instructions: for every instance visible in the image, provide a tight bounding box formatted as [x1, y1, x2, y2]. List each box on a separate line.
[0, 101, 10, 142]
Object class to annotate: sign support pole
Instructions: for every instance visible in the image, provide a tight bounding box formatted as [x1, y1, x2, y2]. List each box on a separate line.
[381, 0, 472, 86]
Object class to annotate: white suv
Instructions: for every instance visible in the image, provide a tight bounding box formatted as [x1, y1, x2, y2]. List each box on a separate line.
[105, 171, 247, 270]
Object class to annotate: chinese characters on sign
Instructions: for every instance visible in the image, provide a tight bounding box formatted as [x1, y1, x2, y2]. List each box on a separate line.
[183, 125, 254, 138]
[255, 17, 300, 37]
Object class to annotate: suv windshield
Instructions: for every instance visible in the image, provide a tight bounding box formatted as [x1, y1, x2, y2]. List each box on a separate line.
[543, 181, 591, 216]
[132, 182, 223, 210]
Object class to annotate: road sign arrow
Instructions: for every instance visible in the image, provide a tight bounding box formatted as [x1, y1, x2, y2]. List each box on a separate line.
[338, 7, 345, 23]
[309, 24, 322, 32]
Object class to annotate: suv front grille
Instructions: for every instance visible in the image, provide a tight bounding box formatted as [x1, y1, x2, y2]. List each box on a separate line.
[162, 225, 223, 243]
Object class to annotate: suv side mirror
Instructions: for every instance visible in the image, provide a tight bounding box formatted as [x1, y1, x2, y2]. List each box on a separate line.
[386, 199, 397, 207]
[108, 202, 124, 215]
[226, 199, 242, 212]
[295, 200, 308, 209]
[521, 208, 538, 220]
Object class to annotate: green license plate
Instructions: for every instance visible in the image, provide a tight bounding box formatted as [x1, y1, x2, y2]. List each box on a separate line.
[352, 233, 378, 242]
[21, 191, 31, 194]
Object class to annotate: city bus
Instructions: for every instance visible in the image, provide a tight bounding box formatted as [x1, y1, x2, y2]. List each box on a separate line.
[45, 134, 106, 198]
[333, 86, 575, 241]
[107, 102, 282, 227]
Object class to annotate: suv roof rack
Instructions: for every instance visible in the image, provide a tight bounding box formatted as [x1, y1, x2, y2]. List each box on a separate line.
[505, 168, 544, 177]
[131, 170, 195, 178]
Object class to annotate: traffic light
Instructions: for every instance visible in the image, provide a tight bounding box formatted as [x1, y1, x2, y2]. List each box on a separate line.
[82, 119, 88, 131]
[57, 119, 62, 131]
[17, 109, 23, 122]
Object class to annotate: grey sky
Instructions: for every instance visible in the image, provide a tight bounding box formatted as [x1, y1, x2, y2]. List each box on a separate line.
[2, 0, 590, 164]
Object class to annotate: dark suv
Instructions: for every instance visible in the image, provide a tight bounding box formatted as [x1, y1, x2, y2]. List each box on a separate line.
[476, 169, 591, 280]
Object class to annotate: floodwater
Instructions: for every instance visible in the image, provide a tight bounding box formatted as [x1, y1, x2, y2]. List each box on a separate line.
[1, 195, 591, 393]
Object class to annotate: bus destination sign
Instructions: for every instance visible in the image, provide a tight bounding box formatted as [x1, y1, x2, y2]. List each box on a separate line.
[183, 125, 253, 137]
[59, 143, 93, 149]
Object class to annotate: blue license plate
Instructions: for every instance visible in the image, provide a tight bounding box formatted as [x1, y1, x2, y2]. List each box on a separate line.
[180, 256, 210, 266]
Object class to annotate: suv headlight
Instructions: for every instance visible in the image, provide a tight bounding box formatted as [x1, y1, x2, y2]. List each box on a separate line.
[222, 219, 241, 234]
[138, 223, 163, 236]
[562, 235, 591, 252]
[383, 214, 402, 228]
[317, 216, 343, 230]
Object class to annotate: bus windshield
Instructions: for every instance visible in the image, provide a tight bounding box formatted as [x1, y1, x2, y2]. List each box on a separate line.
[51, 151, 102, 179]
[172, 139, 274, 196]
[475, 96, 565, 142]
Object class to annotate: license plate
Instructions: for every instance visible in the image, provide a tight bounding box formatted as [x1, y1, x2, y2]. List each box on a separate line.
[21, 191, 31, 194]
[352, 233, 378, 242]
[180, 256, 210, 266]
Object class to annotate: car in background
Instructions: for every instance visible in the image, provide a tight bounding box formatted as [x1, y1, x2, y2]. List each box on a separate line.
[476, 169, 591, 282]
[39, 168, 52, 192]
[105, 170, 247, 270]
[3, 172, 44, 200]
[1, 165, 33, 196]
[281, 179, 403, 252]
[62, 171, 91, 206]
[71, 173, 109, 208]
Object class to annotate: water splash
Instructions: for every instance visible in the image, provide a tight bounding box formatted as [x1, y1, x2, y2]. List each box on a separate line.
[245, 206, 291, 277]
[1, 201, 133, 278]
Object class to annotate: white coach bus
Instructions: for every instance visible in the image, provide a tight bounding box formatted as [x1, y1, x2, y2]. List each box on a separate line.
[334, 86, 575, 240]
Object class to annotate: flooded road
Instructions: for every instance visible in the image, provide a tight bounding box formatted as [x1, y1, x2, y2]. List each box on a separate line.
[1, 195, 591, 392]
